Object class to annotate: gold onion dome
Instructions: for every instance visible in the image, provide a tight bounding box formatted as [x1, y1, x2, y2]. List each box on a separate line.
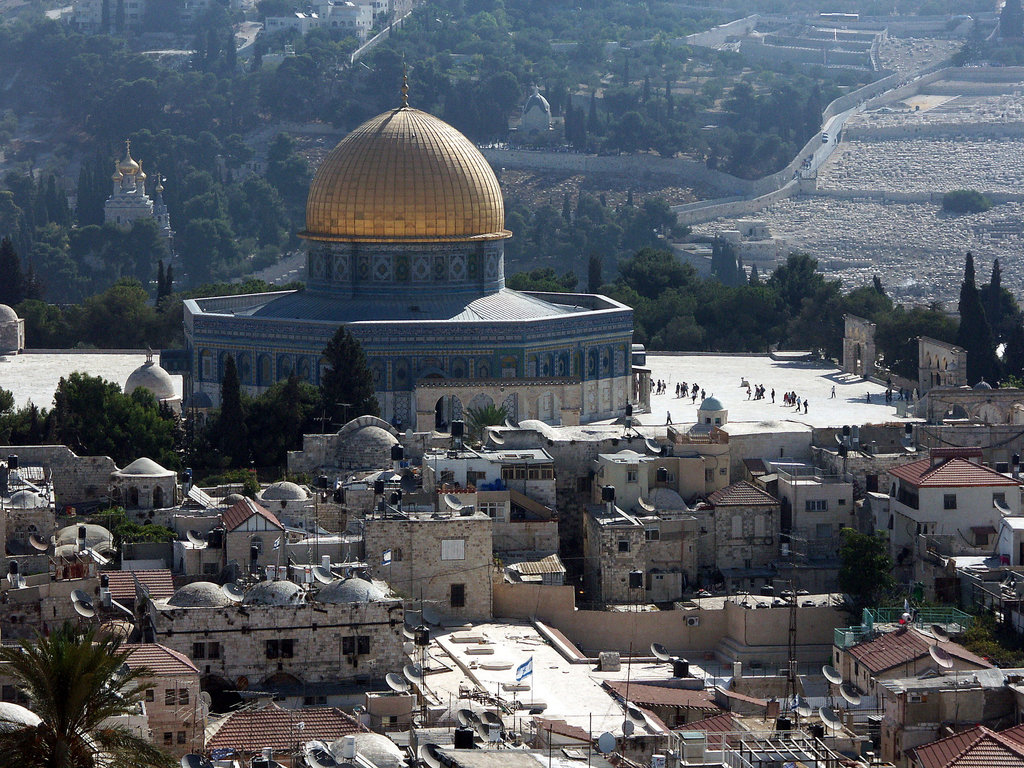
[118, 140, 140, 175]
[302, 106, 509, 243]
[136, 161, 147, 183]
[112, 164, 123, 182]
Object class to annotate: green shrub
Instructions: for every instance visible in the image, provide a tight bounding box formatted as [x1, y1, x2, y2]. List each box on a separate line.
[942, 189, 993, 214]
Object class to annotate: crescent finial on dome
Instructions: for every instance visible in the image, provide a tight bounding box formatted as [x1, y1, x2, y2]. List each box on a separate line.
[401, 61, 409, 108]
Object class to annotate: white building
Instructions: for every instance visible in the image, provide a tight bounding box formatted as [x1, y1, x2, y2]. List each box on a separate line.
[885, 447, 1023, 560]
[264, 1, 372, 40]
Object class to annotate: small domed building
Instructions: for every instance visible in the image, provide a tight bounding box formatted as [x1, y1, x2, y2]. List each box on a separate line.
[0, 304, 24, 355]
[124, 350, 181, 411]
[184, 86, 634, 430]
[519, 85, 552, 135]
[287, 415, 400, 474]
[110, 457, 179, 510]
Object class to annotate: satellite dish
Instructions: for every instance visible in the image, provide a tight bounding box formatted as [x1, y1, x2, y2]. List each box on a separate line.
[28, 534, 48, 552]
[637, 497, 656, 513]
[795, 703, 814, 718]
[621, 720, 635, 736]
[473, 718, 490, 740]
[403, 624, 416, 640]
[403, 642, 416, 655]
[71, 588, 90, 604]
[625, 704, 646, 726]
[221, 583, 244, 601]
[386, 672, 410, 693]
[644, 438, 662, 454]
[444, 494, 464, 511]
[931, 623, 951, 642]
[481, 710, 502, 727]
[200, 691, 212, 707]
[822, 664, 843, 685]
[456, 709, 474, 727]
[186, 530, 206, 546]
[929, 644, 954, 669]
[650, 642, 671, 662]
[74, 599, 96, 618]
[304, 741, 338, 768]
[422, 605, 441, 626]
[489, 431, 505, 445]
[818, 707, 842, 732]
[597, 733, 616, 754]
[504, 417, 519, 429]
[403, 663, 424, 685]
[313, 566, 334, 585]
[418, 744, 443, 768]
[840, 684, 862, 706]
[180, 756, 215, 768]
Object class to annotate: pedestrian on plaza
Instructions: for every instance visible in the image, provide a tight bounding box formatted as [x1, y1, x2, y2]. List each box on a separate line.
[804, 399, 808, 414]
[771, 389, 775, 403]
[666, 412, 672, 425]
[831, 385, 836, 399]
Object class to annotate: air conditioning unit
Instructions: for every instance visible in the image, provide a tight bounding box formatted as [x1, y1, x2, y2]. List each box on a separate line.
[686, 616, 700, 627]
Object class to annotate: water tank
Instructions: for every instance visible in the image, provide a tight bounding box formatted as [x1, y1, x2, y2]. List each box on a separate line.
[776, 717, 792, 731]
[810, 723, 825, 739]
[451, 420, 465, 438]
[207, 528, 224, 549]
[656, 467, 669, 483]
[602, 486, 616, 503]
[392, 444, 405, 461]
[453, 727, 475, 749]
[414, 626, 430, 647]
[6, 455, 17, 470]
[672, 658, 689, 678]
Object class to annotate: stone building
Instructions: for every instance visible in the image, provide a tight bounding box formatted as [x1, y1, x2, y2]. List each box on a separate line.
[125, 643, 205, 756]
[582, 489, 698, 605]
[0, 446, 117, 508]
[109, 457, 179, 512]
[703, 481, 781, 588]
[918, 337, 967, 395]
[221, 497, 287, 574]
[0, 304, 25, 354]
[183, 95, 634, 427]
[361, 509, 493, 620]
[152, 578, 405, 704]
[842, 315, 876, 378]
[288, 416, 401, 475]
[422, 446, 557, 509]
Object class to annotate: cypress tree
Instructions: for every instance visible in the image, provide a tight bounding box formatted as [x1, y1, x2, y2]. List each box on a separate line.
[0, 237, 25, 307]
[587, 91, 599, 134]
[218, 355, 248, 466]
[1004, 319, 1024, 382]
[988, 258, 1003, 333]
[320, 326, 380, 426]
[224, 30, 237, 74]
[749, 264, 760, 286]
[587, 254, 603, 293]
[956, 252, 998, 384]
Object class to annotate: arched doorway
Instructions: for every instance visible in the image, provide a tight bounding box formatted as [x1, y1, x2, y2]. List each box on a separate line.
[201, 675, 242, 714]
[434, 395, 463, 431]
[153, 486, 164, 508]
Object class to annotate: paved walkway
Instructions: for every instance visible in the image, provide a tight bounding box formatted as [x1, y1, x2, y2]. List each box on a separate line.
[638, 354, 914, 429]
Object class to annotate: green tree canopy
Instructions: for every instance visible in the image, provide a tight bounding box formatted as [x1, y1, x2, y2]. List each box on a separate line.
[320, 326, 380, 426]
[838, 528, 895, 609]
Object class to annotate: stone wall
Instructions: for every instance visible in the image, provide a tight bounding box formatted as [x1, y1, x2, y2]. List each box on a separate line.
[0, 445, 117, 507]
[362, 514, 493, 620]
[493, 581, 844, 664]
[152, 599, 405, 688]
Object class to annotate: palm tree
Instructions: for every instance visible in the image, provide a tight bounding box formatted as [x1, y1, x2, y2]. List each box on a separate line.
[0, 623, 174, 768]
[464, 403, 509, 443]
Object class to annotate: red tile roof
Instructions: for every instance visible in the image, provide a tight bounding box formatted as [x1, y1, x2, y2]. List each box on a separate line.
[206, 703, 364, 753]
[534, 718, 592, 743]
[889, 457, 1021, 489]
[847, 627, 992, 674]
[106, 570, 175, 603]
[603, 681, 720, 712]
[707, 481, 779, 507]
[124, 643, 198, 678]
[221, 498, 283, 532]
[910, 724, 1024, 768]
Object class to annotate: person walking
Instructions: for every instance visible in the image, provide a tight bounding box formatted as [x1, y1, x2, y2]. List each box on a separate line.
[830, 385, 836, 399]
[771, 388, 775, 403]
[804, 399, 808, 414]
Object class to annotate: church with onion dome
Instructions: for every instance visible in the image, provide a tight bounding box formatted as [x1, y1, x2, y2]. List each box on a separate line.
[183, 83, 634, 430]
[104, 140, 174, 249]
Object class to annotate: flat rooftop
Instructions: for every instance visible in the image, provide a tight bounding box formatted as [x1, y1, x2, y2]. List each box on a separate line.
[1, 351, 183, 409]
[428, 621, 684, 739]
[638, 354, 912, 429]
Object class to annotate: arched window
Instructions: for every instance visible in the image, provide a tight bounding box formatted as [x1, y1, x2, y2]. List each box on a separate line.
[259, 355, 272, 385]
[200, 350, 213, 381]
[153, 486, 164, 508]
[237, 353, 253, 385]
[279, 355, 294, 379]
[297, 357, 312, 382]
[128, 487, 140, 508]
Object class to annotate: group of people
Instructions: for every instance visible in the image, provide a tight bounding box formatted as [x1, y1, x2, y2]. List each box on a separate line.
[782, 391, 809, 413]
[745, 383, 770, 401]
[651, 379, 705, 403]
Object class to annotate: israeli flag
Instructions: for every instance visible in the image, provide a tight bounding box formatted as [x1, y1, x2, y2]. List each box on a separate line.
[273, 537, 281, 550]
[382, 549, 393, 566]
[516, 656, 533, 681]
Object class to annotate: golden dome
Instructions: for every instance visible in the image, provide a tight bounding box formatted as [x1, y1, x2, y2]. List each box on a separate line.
[302, 107, 510, 243]
[137, 161, 147, 183]
[118, 140, 140, 175]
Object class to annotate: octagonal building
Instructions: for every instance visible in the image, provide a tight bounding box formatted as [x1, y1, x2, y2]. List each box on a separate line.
[184, 99, 634, 429]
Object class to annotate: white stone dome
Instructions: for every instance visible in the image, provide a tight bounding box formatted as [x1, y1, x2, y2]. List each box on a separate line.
[167, 581, 233, 608]
[0, 702, 41, 732]
[261, 481, 309, 501]
[315, 577, 386, 604]
[0, 305, 17, 324]
[125, 359, 176, 401]
[8, 490, 47, 509]
[243, 580, 303, 606]
[338, 425, 399, 470]
[334, 733, 404, 768]
[55, 523, 114, 553]
[648, 486, 688, 511]
[115, 457, 172, 477]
